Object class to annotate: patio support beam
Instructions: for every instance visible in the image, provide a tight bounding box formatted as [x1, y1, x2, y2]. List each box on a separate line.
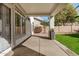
[29, 17, 34, 35]
[49, 16, 55, 40]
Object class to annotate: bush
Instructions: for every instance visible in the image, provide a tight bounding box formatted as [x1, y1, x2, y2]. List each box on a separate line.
[34, 26, 42, 33]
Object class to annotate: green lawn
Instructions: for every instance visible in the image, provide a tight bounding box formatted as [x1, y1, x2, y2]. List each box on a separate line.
[56, 33, 79, 55]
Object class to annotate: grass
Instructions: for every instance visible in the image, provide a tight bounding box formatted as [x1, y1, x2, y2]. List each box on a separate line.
[56, 33, 79, 55]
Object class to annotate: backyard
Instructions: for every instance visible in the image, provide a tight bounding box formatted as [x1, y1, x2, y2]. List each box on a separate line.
[56, 33, 79, 55]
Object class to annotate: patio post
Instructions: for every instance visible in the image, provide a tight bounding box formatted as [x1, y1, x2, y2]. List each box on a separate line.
[29, 17, 34, 35]
[49, 16, 55, 40]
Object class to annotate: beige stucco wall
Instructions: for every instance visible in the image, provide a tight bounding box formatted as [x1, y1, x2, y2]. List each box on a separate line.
[49, 16, 54, 29]
[34, 19, 42, 27]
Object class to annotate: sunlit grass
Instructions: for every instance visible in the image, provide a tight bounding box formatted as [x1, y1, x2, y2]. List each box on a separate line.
[56, 33, 79, 55]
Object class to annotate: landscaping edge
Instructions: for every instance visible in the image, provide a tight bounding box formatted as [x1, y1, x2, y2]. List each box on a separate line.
[53, 40, 78, 56]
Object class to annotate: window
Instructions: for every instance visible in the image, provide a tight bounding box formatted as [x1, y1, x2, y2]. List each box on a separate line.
[0, 5, 2, 35]
[15, 13, 21, 36]
[0, 4, 11, 53]
[22, 17, 26, 34]
[15, 11, 26, 39]
[0, 4, 11, 41]
[4, 5, 11, 40]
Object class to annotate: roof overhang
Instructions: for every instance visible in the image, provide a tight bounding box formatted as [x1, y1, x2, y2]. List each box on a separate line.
[19, 3, 67, 16]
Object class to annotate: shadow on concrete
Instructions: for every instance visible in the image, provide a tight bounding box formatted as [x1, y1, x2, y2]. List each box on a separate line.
[33, 35, 50, 40]
[64, 33, 79, 38]
[12, 44, 45, 56]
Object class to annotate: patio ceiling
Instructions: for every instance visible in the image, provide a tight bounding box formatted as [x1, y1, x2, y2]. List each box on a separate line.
[19, 3, 67, 16]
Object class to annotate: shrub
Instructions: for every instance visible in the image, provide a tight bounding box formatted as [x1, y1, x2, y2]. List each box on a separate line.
[34, 26, 42, 33]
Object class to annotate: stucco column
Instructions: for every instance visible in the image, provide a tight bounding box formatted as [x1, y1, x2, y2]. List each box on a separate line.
[29, 17, 34, 35]
[49, 16, 55, 40]
[10, 4, 15, 48]
[20, 17, 23, 34]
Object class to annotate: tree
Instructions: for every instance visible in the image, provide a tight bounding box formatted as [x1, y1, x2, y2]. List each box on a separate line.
[75, 16, 79, 23]
[55, 4, 77, 26]
[55, 4, 77, 32]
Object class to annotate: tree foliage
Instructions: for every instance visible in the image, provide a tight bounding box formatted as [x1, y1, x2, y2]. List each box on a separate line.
[75, 16, 79, 23]
[55, 4, 77, 26]
[40, 21, 49, 26]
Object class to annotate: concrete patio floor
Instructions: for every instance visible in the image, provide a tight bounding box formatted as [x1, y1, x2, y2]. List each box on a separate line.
[12, 35, 69, 56]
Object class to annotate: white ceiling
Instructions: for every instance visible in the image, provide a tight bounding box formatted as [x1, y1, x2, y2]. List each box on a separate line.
[20, 3, 58, 16]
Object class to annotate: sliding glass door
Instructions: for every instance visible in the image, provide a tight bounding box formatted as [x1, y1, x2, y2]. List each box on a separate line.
[15, 11, 26, 39]
[15, 13, 21, 36]
[0, 4, 11, 53]
[2, 5, 11, 42]
[0, 4, 2, 36]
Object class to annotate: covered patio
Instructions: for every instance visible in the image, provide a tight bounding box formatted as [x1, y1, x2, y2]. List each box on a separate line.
[6, 35, 77, 56]
[19, 3, 66, 38]
[0, 3, 77, 56]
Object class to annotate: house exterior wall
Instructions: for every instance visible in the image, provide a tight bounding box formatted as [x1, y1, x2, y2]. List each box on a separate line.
[34, 19, 42, 27]
[30, 17, 44, 34]
[0, 3, 32, 55]
[0, 3, 65, 55]
[0, 4, 12, 53]
[30, 17, 34, 35]
[49, 16, 54, 29]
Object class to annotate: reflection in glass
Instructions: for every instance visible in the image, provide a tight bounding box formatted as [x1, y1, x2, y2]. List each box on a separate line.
[0, 4, 11, 53]
[22, 17, 26, 34]
[15, 13, 21, 35]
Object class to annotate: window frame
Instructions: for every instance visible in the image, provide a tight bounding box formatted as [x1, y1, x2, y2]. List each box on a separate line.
[0, 3, 11, 53]
[15, 10, 26, 39]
